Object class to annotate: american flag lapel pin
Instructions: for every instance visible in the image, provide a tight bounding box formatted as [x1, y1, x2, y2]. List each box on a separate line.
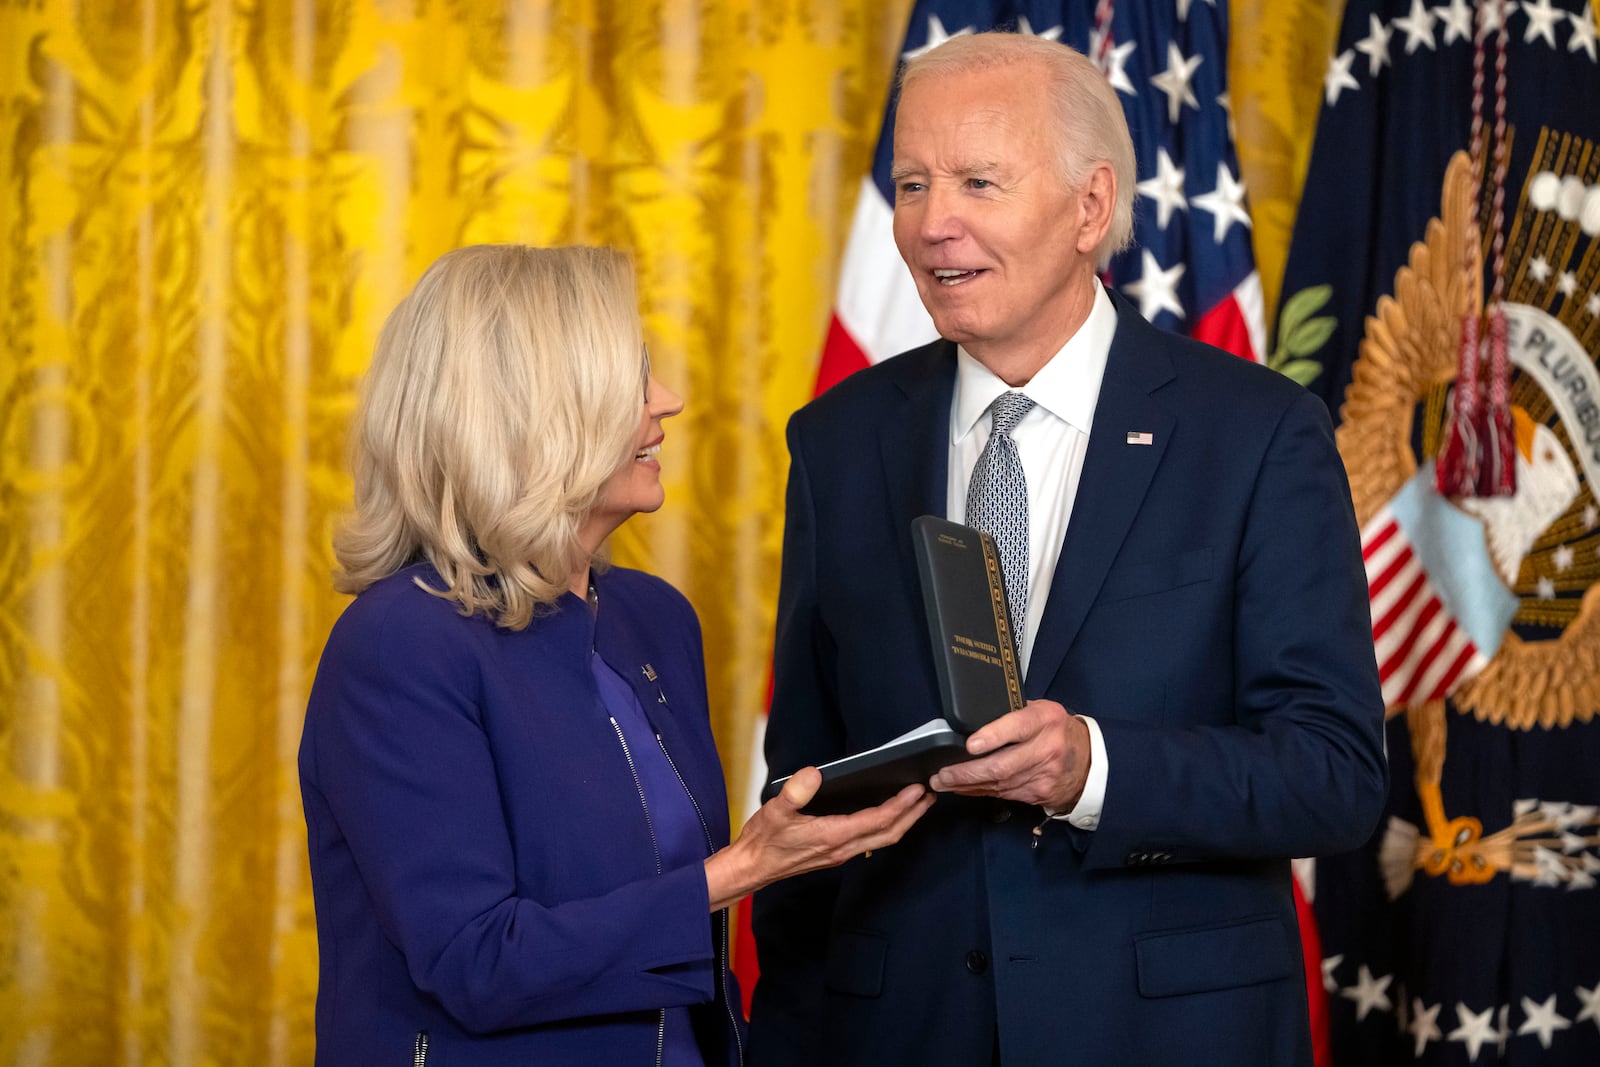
[1126, 431, 1155, 446]
[642, 663, 667, 703]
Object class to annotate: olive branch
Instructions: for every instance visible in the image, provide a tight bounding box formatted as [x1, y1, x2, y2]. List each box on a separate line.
[1268, 284, 1336, 386]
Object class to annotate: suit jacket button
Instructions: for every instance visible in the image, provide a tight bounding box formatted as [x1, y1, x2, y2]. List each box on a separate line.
[965, 950, 989, 975]
[1126, 851, 1144, 866]
[991, 804, 1011, 824]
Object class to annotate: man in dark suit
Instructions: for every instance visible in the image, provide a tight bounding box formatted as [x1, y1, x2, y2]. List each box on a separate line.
[749, 31, 1387, 1067]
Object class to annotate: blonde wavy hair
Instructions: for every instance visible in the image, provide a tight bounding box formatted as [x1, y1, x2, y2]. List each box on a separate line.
[899, 31, 1137, 262]
[334, 244, 644, 629]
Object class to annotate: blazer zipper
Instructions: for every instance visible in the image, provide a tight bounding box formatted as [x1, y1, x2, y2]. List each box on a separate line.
[609, 717, 668, 1067]
[657, 734, 746, 1067]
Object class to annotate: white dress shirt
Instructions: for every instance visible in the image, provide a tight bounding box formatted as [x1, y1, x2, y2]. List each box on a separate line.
[945, 279, 1114, 830]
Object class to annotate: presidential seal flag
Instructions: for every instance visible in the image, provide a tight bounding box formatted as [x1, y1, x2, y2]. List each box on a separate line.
[1281, 1, 1600, 1063]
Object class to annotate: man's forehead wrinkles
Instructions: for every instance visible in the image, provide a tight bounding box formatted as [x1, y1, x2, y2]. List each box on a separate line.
[922, 110, 1015, 136]
[896, 119, 1024, 156]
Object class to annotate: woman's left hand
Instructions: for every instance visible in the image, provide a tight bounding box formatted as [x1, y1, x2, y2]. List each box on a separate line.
[703, 770, 934, 911]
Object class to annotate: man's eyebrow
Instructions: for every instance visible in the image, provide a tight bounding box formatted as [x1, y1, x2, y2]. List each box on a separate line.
[951, 161, 1003, 178]
[888, 161, 1006, 182]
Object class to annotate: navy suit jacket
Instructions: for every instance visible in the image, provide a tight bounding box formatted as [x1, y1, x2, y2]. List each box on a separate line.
[300, 563, 744, 1066]
[750, 295, 1387, 1066]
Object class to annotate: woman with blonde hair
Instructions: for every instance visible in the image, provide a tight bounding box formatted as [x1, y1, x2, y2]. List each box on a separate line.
[299, 244, 931, 1065]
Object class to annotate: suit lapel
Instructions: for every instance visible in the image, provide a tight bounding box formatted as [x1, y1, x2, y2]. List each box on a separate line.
[1027, 301, 1176, 697]
[878, 340, 956, 573]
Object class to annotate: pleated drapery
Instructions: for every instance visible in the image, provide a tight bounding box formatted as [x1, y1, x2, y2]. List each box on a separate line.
[0, 1, 1326, 1062]
[0, 3, 909, 1061]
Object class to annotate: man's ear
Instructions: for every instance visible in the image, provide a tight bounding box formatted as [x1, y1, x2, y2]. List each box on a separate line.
[1075, 163, 1116, 256]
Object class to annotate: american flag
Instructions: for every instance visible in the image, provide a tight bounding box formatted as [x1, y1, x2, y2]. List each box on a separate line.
[737, 0, 1276, 1020]
[815, 0, 1264, 393]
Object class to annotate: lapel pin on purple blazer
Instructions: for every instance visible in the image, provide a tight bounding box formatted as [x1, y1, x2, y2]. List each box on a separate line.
[1126, 431, 1154, 446]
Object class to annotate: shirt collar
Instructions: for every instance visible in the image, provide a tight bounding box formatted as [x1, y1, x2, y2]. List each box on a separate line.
[951, 278, 1117, 442]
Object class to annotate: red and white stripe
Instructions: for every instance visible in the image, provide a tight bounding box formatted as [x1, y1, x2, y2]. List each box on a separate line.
[1363, 512, 1488, 709]
[815, 175, 1266, 392]
[815, 178, 941, 392]
[1193, 272, 1266, 365]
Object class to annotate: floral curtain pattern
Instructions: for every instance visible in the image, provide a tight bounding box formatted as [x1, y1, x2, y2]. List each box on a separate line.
[0, 0, 1322, 1062]
[1, 1, 908, 1061]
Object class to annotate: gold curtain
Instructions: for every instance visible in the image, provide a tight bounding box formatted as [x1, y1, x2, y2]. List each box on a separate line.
[0, 1, 909, 1062]
[1230, 0, 1346, 325]
[1, 0, 1342, 1062]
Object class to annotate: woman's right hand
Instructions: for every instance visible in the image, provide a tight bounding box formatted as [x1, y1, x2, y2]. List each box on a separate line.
[703, 770, 934, 912]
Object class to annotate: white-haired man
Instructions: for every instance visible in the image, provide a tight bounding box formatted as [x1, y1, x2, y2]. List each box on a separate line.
[750, 32, 1386, 1066]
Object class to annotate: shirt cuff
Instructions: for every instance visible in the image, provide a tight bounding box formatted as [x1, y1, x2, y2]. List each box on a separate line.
[1047, 714, 1106, 830]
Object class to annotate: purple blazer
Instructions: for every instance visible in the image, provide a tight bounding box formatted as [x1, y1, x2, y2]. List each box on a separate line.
[300, 563, 744, 1066]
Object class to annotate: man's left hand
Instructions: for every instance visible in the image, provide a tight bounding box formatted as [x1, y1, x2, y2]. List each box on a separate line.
[929, 699, 1090, 811]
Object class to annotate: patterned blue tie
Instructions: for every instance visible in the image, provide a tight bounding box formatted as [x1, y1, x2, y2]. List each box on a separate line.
[965, 391, 1035, 659]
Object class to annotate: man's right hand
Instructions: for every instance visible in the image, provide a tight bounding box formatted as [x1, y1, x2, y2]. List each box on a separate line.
[928, 698, 1092, 811]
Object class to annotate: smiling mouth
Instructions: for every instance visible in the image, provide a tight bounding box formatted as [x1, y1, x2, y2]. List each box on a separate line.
[635, 443, 661, 461]
[933, 268, 983, 286]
